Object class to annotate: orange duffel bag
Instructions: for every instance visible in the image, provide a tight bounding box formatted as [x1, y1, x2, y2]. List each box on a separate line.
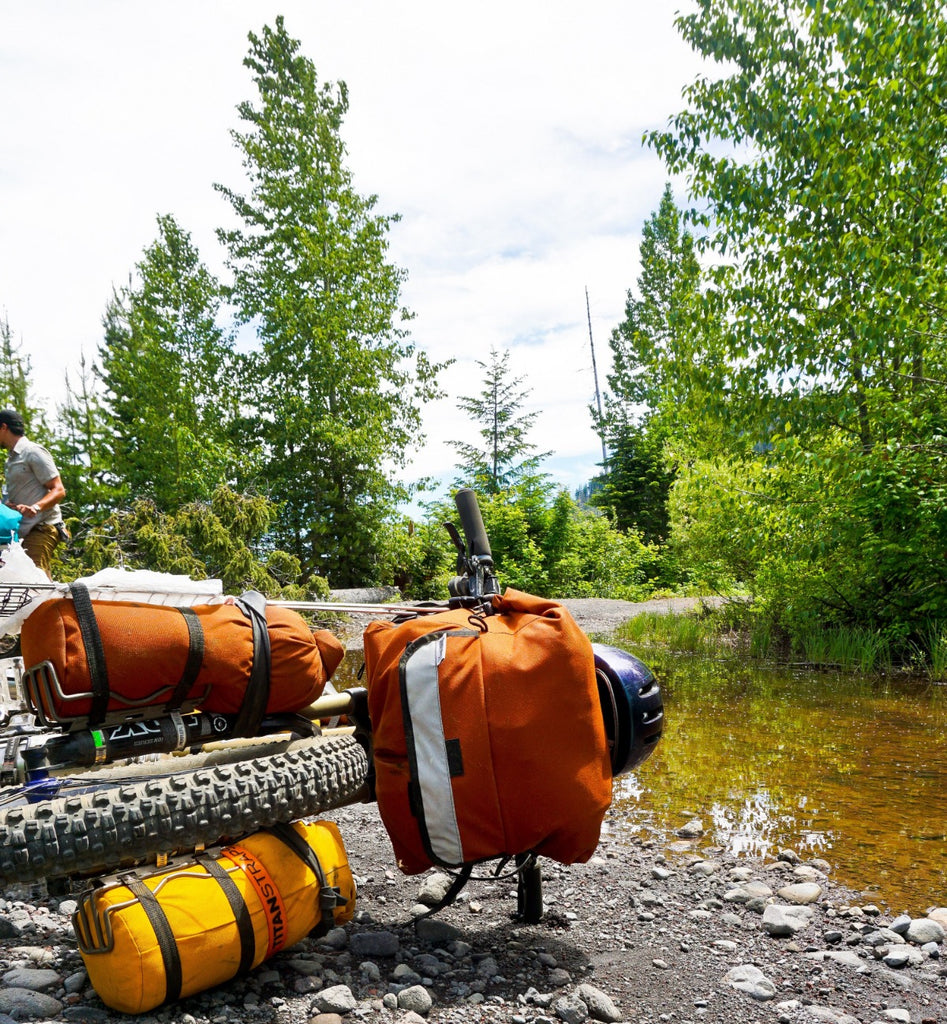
[20, 585, 344, 730]
[362, 588, 612, 876]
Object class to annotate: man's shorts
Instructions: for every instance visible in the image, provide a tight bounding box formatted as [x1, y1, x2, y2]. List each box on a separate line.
[22, 523, 60, 578]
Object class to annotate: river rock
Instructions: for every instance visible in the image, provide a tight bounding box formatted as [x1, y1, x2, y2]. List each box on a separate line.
[864, 928, 906, 947]
[762, 904, 814, 936]
[397, 985, 433, 1015]
[349, 931, 399, 958]
[905, 917, 945, 945]
[777, 882, 822, 905]
[553, 993, 589, 1024]
[311, 985, 357, 1014]
[575, 983, 621, 1022]
[882, 946, 924, 969]
[676, 819, 704, 838]
[724, 964, 776, 1000]
[0, 987, 63, 1019]
[1, 966, 61, 991]
[927, 907, 947, 930]
[417, 873, 453, 906]
[889, 914, 912, 935]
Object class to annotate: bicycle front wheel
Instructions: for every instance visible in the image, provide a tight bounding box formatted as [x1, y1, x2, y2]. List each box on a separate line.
[0, 733, 369, 885]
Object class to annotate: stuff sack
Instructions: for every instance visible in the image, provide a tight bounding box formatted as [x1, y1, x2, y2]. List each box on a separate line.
[0, 505, 21, 545]
[20, 586, 344, 728]
[362, 588, 612, 875]
[73, 819, 356, 1015]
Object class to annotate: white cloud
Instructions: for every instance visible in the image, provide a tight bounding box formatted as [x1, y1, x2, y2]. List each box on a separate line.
[0, 0, 704, 501]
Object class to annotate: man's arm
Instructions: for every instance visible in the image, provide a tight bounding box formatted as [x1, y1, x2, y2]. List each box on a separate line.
[14, 475, 65, 517]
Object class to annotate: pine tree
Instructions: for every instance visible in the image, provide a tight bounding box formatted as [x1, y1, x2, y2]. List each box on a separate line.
[97, 215, 242, 510]
[216, 17, 444, 586]
[592, 185, 700, 541]
[449, 348, 550, 495]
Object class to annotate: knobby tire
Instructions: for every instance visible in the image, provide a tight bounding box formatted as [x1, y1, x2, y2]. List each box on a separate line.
[0, 733, 369, 884]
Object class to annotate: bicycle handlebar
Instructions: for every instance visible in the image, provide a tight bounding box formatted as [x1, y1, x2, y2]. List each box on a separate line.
[454, 488, 493, 560]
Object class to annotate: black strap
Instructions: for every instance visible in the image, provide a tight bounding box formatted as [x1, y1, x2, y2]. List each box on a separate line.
[232, 591, 271, 737]
[69, 582, 109, 727]
[120, 874, 182, 1004]
[413, 864, 474, 923]
[166, 607, 205, 712]
[267, 822, 347, 936]
[197, 855, 256, 975]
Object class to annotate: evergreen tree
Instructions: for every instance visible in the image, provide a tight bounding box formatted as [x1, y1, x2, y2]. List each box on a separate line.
[216, 18, 443, 587]
[449, 348, 551, 495]
[0, 313, 47, 438]
[592, 185, 701, 542]
[97, 215, 242, 511]
[54, 352, 122, 520]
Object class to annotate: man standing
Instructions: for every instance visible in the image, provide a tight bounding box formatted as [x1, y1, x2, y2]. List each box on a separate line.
[0, 409, 66, 579]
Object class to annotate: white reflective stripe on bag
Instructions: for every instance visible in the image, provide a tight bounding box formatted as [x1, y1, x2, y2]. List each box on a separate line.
[401, 630, 464, 865]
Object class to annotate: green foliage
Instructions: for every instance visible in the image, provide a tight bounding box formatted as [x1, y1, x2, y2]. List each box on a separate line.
[463, 486, 658, 600]
[57, 484, 322, 598]
[645, 0, 947, 648]
[449, 348, 551, 495]
[216, 17, 446, 587]
[97, 215, 243, 510]
[54, 352, 123, 518]
[592, 185, 703, 542]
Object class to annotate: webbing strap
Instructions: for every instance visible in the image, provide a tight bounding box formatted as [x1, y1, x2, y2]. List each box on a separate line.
[197, 855, 256, 975]
[120, 874, 182, 1004]
[232, 591, 271, 737]
[267, 822, 345, 936]
[412, 863, 473, 923]
[69, 582, 109, 727]
[165, 607, 205, 712]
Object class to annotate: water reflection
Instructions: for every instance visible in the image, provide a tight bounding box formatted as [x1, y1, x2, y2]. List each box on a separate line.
[613, 650, 947, 914]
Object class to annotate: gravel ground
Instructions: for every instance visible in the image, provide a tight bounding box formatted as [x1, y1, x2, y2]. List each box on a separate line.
[1, 596, 945, 1024]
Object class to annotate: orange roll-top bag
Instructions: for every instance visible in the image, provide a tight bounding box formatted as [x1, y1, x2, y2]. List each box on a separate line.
[362, 588, 612, 875]
[20, 586, 344, 730]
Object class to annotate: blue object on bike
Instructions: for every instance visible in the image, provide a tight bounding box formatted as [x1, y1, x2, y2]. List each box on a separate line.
[0, 505, 22, 545]
[592, 643, 664, 776]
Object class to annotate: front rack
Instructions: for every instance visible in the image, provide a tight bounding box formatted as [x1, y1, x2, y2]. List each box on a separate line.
[0, 584, 56, 618]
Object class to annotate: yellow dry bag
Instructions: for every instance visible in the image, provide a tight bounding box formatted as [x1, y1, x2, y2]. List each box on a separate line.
[73, 820, 355, 1014]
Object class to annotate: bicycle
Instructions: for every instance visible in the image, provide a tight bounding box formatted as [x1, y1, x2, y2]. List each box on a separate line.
[0, 489, 663, 913]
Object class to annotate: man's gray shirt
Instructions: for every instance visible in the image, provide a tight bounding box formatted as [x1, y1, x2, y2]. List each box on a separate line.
[3, 436, 64, 536]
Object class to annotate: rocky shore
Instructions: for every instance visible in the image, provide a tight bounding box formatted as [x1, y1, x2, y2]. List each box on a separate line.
[0, 797, 945, 1024]
[1, 596, 944, 1023]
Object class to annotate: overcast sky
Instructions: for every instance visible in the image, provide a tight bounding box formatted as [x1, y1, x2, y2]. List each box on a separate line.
[0, 1, 704, 503]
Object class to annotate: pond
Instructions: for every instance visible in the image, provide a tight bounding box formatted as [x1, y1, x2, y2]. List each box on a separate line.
[610, 648, 947, 916]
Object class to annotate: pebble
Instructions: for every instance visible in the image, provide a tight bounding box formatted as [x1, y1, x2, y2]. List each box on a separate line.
[1, 802, 945, 1024]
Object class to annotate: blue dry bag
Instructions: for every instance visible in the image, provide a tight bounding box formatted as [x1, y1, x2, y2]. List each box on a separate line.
[0, 505, 22, 545]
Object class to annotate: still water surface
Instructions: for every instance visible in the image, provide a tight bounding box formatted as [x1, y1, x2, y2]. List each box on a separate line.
[332, 643, 946, 915]
[614, 650, 947, 915]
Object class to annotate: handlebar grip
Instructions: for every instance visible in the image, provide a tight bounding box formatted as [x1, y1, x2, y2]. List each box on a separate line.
[454, 488, 493, 560]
